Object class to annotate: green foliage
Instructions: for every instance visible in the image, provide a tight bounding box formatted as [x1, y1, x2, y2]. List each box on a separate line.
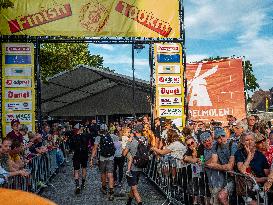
[243, 60, 259, 92]
[40, 43, 112, 82]
[0, 0, 14, 9]
[197, 56, 259, 93]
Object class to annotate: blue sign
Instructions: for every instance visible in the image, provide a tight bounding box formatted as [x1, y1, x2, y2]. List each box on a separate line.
[157, 54, 180, 63]
[5, 55, 32, 64]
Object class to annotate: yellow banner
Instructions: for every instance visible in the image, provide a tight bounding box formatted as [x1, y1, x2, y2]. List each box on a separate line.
[0, 0, 180, 38]
[2, 43, 36, 136]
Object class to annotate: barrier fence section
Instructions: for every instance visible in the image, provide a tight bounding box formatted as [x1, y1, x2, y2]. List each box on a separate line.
[145, 156, 271, 205]
[1, 149, 59, 193]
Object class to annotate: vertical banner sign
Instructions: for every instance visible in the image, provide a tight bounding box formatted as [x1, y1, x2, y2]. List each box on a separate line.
[154, 43, 184, 129]
[2, 43, 36, 135]
[186, 59, 246, 123]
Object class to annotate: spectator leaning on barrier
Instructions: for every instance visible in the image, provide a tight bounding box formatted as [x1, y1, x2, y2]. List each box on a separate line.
[151, 129, 186, 160]
[235, 132, 269, 179]
[151, 129, 186, 186]
[29, 134, 48, 155]
[0, 138, 28, 175]
[91, 124, 116, 201]
[207, 128, 238, 205]
[199, 131, 224, 205]
[235, 131, 270, 204]
[183, 137, 210, 205]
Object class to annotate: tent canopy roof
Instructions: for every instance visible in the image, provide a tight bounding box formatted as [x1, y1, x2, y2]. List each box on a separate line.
[41, 65, 150, 116]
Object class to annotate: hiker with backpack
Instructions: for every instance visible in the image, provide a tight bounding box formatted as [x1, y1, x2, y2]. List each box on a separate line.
[123, 125, 149, 205]
[90, 124, 116, 201]
[206, 127, 238, 205]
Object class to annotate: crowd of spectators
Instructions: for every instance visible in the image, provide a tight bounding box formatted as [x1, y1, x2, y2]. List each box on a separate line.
[1, 114, 273, 205]
[0, 119, 71, 187]
[147, 115, 273, 205]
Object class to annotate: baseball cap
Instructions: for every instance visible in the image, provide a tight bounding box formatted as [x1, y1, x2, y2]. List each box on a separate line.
[214, 128, 226, 139]
[73, 123, 83, 130]
[200, 132, 211, 143]
[100, 124, 108, 131]
[11, 119, 20, 127]
[134, 124, 143, 133]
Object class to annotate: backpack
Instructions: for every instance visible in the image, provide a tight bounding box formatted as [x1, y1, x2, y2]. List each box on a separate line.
[99, 134, 116, 158]
[133, 137, 150, 168]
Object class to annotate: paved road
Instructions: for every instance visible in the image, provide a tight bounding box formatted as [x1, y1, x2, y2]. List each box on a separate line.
[40, 159, 166, 205]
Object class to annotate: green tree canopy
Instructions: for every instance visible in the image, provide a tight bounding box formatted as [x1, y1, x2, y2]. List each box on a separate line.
[40, 43, 112, 82]
[198, 56, 259, 93]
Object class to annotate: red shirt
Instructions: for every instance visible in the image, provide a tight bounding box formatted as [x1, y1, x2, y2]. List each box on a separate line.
[265, 143, 273, 166]
[6, 130, 23, 145]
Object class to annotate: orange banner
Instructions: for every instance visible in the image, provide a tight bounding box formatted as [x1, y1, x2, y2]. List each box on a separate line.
[186, 59, 246, 124]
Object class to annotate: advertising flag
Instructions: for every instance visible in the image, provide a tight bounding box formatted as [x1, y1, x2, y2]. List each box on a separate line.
[2, 43, 36, 135]
[154, 43, 185, 129]
[0, 0, 180, 38]
[186, 59, 246, 123]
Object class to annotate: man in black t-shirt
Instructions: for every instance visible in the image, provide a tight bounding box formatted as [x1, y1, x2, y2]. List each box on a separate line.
[88, 119, 99, 147]
[70, 124, 91, 194]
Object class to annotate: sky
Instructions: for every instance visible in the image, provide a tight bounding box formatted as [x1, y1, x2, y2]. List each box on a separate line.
[88, 0, 273, 91]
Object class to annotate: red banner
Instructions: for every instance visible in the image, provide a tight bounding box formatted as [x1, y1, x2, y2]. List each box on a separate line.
[186, 59, 246, 123]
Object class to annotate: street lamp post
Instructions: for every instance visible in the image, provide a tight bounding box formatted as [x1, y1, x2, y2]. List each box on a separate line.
[132, 43, 145, 119]
[132, 43, 135, 118]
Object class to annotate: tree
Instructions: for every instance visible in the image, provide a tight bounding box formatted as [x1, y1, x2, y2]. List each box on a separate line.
[0, 0, 13, 9]
[40, 43, 113, 82]
[198, 56, 259, 93]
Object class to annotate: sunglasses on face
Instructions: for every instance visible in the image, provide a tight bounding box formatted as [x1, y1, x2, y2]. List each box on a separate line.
[187, 141, 195, 147]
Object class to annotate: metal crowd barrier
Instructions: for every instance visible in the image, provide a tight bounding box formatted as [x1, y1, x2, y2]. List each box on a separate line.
[1, 149, 59, 193]
[145, 156, 271, 205]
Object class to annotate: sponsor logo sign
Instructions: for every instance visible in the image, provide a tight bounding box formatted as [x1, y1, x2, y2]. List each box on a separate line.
[159, 97, 182, 106]
[157, 44, 180, 53]
[158, 86, 181, 95]
[157, 54, 180, 63]
[5, 90, 32, 99]
[4, 44, 32, 54]
[158, 76, 181, 84]
[5, 67, 32, 76]
[6, 112, 32, 122]
[158, 65, 180, 74]
[5, 102, 32, 111]
[5, 79, 31, 87]
[5, 55, 32, 64]
[159, 108, 183, 117]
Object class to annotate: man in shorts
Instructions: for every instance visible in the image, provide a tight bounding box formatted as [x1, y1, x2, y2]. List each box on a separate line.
[123, 127, 146, 205]
[90, 124, 115, 201]
[207, 128, 238, 205]
[70, 124, 91, 194]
